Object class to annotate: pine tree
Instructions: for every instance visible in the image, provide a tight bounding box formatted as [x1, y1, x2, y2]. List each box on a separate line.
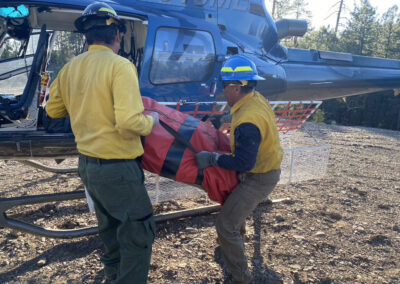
[291, 0, 312, 22]
[376, 6, 400, 59]
[296, 27, 339, 51]
[340, 0, 378, 56]
[270, 0, 294, 20]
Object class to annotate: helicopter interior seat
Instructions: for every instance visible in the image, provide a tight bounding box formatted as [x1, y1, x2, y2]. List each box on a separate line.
[0, 94, 19, 105]
[0, 24, 48, 121]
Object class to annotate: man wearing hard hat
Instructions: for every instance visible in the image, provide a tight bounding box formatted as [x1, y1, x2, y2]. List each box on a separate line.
[196, 55, 283, 284]
[46, 2, 158, 283]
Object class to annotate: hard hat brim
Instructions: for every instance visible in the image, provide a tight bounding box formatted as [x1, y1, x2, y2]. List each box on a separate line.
[221, 74, 265, 81]
[74, 14, 126, 33]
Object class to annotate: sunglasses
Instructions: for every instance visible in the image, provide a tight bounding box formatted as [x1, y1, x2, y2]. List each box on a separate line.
[223, 82, 244, 89]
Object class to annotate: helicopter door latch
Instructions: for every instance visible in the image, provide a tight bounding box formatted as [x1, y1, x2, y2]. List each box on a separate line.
[201, 81, 217, 97]
[208, 81, 217, 97]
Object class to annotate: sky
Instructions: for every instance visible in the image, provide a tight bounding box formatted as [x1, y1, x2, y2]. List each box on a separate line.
[265, 0, 399, 30]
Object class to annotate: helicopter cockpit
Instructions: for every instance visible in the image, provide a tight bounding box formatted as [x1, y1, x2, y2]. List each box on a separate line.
[0, 4, 148, 131]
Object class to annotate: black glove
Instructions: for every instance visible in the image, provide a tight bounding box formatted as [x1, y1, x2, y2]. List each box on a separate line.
[209, 113, 232, 129]
[195, 151, 221, 169]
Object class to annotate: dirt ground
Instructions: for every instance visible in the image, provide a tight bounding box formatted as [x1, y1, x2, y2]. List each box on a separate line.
[0, 123, 399, 284]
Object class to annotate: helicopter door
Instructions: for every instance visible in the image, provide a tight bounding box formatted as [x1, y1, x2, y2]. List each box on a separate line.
[0, 25, 49, 128]
[140, 27, 218, 103]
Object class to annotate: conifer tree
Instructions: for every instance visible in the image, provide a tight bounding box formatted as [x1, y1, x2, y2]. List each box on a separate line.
[340, 0, 378, 56]
[376, 6, 400, 59]
[270, 0, 294, 20]
[296, 27, 339, 51]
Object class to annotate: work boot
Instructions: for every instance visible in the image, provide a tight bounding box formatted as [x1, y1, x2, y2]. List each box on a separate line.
[214, 246, 232, 281]
[214, 246, 225, 267]
[231, 271, 253, 284]
[231, 277, 253, 284]
[102, 273, 116, 283]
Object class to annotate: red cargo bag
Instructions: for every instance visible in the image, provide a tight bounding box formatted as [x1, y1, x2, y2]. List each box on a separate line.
[141, 97, 239, 204]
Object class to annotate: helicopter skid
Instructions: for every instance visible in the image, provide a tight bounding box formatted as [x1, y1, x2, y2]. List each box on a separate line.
[0, 188, 290, 238]
[0, 190, 98, 238]
[17, 160, 78, 174]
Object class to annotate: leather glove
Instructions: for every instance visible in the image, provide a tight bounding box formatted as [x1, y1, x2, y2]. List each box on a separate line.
[195, 151, 221, 169]
[148, 112, 159, 128]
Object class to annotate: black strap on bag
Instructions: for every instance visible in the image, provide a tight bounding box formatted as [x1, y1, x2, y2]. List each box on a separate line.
[159, 118, 204, 185]
[159, 120, 197, 153]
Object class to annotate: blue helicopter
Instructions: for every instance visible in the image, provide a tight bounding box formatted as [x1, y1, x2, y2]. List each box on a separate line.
[0, 0, 399, 237]
[0, 0, 399, 155]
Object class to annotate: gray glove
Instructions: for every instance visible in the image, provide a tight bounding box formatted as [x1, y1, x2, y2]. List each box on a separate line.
[195, 151, 221, 169]
[209, 113, 232, 129]
[148, 112, 159, 128]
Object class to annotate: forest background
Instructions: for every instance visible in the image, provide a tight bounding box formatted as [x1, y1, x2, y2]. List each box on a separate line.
[271, 0, 400, 130]
[2, 0, 400, 130]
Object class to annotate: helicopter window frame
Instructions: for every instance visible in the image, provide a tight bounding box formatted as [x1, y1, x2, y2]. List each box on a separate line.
[149, 26, 216, 85]
[0, 29, 42, 99]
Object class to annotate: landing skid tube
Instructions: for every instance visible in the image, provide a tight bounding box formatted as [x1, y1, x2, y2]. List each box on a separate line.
[0, 189, 290, 239]
[0, 190, 97, 238]
[17, 160, 78, 174]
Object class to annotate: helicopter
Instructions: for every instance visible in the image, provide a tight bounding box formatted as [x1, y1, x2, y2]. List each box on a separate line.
[0, 0, 400, 238]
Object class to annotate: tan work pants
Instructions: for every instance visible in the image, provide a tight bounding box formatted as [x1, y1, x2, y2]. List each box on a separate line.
[216, 169, 281, 283]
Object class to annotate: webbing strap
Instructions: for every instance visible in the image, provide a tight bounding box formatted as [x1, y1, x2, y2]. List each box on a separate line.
[159, 120, 197, 153]
[159, 117, 204, 185]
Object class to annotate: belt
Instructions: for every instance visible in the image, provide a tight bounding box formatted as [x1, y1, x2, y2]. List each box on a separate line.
[80, 154, 140, 165]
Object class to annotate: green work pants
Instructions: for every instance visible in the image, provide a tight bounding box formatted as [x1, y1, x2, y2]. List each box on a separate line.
[216, 170, 281, 283]
[78, 156, 155, 284]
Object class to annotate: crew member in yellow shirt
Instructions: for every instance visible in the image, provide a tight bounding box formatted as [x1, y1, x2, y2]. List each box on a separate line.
[46, 2, 157, 283]
[195, 55, 283, 284]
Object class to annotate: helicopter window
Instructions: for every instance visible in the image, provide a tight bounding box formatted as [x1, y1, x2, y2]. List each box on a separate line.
[150, 27, 215, 84]
[0, 30, 40, 98]
[0, 57, 33, 96]
[47, 31, 85, 78]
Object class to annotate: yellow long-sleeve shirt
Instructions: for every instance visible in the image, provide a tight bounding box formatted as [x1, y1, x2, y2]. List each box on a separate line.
[46, 45, 154, 159]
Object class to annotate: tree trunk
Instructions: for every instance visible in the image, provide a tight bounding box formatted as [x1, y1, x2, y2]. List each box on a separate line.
[272, 0, 277, 20]
[335, 0, 344, 34]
